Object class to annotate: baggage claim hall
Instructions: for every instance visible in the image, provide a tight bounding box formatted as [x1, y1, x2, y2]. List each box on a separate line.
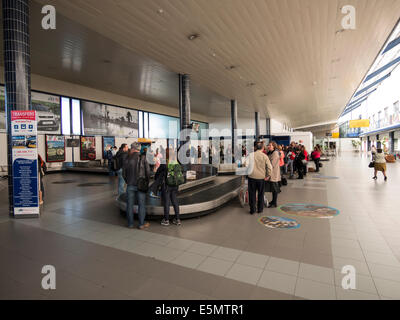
[1, 0, 400, 303]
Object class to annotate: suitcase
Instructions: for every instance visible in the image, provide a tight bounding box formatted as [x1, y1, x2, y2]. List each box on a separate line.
[281, 177, 288, 186]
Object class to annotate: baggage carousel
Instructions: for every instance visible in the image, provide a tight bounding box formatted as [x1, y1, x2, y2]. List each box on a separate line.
[116, 164, 242, 219]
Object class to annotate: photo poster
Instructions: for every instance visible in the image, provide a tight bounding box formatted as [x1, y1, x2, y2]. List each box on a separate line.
[81, 100, 139, 137]
[0, 85, 61, 134]
[102, 136, 115, 159]
[80, 136, 96, 161]
[46, 135, 65, 162]
[11, 110, 39, 216]
[0, 85, 5, 132]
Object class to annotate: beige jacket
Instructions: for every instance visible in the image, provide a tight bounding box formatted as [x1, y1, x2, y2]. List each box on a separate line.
[246, 150, 272, 180]
[268, 150, 281, 182]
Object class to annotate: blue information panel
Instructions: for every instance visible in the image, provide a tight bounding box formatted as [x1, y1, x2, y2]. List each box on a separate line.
[11, 111, 39, 216]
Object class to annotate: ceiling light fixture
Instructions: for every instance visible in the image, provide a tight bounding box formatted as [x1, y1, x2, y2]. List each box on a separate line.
[157, 8, 164, 14]
[225, 65, 237, 70]
[188, 33, 200, 40]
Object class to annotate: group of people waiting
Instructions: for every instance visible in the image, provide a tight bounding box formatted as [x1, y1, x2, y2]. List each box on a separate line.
[245, 141, 323, 214]
[113, 142, 183, 230]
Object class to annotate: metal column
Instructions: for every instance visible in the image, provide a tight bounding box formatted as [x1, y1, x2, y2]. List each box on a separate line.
[255, 112, 260, 139]
[178, 74, 191, 147]
[2, 0, 31, 216]
[231, 100, 237, 163]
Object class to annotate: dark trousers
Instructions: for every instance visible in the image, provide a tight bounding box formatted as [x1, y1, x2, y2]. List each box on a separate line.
[314, 158, 320, 172]
[271, 191, 278, 206]
[248, 178, 265, 213]
[296, 162, 304, 178]
[162, 186, 180, 220]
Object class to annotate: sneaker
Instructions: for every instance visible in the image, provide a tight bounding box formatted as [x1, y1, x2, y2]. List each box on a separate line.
[373, 176, 377, 180]
[384, 176, 387, 181]
[161, 219, 170, 226]
[138, 222, 150, 230]
[172, 219, 182, 226]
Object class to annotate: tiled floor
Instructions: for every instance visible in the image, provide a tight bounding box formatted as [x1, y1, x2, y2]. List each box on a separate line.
[1, 153, 400, 299]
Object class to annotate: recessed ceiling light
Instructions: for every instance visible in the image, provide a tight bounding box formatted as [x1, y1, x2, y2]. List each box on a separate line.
[188, 33, 199, 40]
[157, 8, 164, 14]
[247, 82, 256, 87]
[260, 94, 267, 97]
[225, 65, 237, 70]
[103, 59, 112, 64]
[211, 52, 216, 57]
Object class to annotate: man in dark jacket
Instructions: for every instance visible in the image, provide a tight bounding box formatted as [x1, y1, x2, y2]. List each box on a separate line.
[115, 143, 129, 195]
[123, 142, 151, 229]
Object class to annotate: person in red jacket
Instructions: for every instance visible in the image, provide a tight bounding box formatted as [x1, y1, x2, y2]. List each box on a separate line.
[311, 147, 321, 172]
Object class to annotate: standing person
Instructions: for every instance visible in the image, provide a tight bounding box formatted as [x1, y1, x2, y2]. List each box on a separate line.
[123, 142, 151, 230]
[286, 147, 296, 179]
[295, 147, 306, 179]
[153, 148, 162, 173]
[160, 149, 184, 226]
[373, 148, 388, 181]
[278, 145, 285, 176]
[115, 143, 129, 195]
[106, 147, 114, 176]
[245, 142, 272, 214]
[311, 147, 321, 173]
[301, 145, 309, 177]
[197, 145, 202, 164]
[266, 142, 281, 208]
[38, 154, 47, 205]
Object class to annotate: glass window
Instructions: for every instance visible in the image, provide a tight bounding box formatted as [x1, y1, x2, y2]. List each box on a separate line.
[139, 111, 143, 138]
[149, 113, 179, 139]
[71, 99, 81, 135]
[61, 97, 71, 135]
[144, 112, 149, 138]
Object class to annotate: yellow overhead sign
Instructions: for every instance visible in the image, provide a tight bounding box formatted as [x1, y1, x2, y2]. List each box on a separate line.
[332, 132, 340, 139]
[349, 119, 370, 128]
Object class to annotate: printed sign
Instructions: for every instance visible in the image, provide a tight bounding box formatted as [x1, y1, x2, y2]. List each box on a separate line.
[46, 135, 65, 162]
[11, 111, 39, 216]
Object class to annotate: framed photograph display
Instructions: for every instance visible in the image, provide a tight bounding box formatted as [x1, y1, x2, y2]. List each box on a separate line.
[45, 135, 66, 162]
[80, 136, 96, 161]
[102, 136, 115, 159]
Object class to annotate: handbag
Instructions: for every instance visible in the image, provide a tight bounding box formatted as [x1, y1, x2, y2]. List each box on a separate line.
[136, 156, 149, 192]
[368, 161, 375, 168]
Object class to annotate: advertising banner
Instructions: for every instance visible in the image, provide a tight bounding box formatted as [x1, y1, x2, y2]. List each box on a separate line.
[80, 136, 96, 160]
[11, 110, 39, 216]
[46, 135, 65, 162]
[81, 101, 139, 137]
[102, 136, 115, 159]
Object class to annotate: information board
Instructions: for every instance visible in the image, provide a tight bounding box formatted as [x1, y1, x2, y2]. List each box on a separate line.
[11, 110, 39, 216]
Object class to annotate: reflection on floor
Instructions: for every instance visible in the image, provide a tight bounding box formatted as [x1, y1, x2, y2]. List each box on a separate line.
[1, 153, 400, 300]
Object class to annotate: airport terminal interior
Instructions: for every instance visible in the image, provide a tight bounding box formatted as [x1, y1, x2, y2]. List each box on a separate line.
[1, 0, 400, 301]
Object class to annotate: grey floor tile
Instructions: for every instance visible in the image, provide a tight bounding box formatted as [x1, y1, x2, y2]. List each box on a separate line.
[225, 263, 263, 285]
[197, 257, 234, 276]
[257, 270, 297, 295]
[295, 278, 336, 300]
[266, 257, 300, 276]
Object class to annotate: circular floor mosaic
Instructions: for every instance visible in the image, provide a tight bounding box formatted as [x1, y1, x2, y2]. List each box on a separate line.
[258, 216, 300, 229]
[279, 203, 340, 219]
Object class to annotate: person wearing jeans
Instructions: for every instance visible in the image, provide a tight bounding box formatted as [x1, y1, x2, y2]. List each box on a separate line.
[123, 142, 150, 229]
[126, 185, 147, 228]
[116, 144, 129, 195]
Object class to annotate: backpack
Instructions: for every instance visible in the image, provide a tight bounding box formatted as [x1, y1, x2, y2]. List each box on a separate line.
[166, 163, 184, 187]
[136, 155, 149, 192]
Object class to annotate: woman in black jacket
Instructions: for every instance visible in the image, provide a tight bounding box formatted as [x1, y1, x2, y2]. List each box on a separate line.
[294, 148, 305, 179]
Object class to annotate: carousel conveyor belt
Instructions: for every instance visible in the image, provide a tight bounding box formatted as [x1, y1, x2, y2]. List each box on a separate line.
[116, 175, 242, 219]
